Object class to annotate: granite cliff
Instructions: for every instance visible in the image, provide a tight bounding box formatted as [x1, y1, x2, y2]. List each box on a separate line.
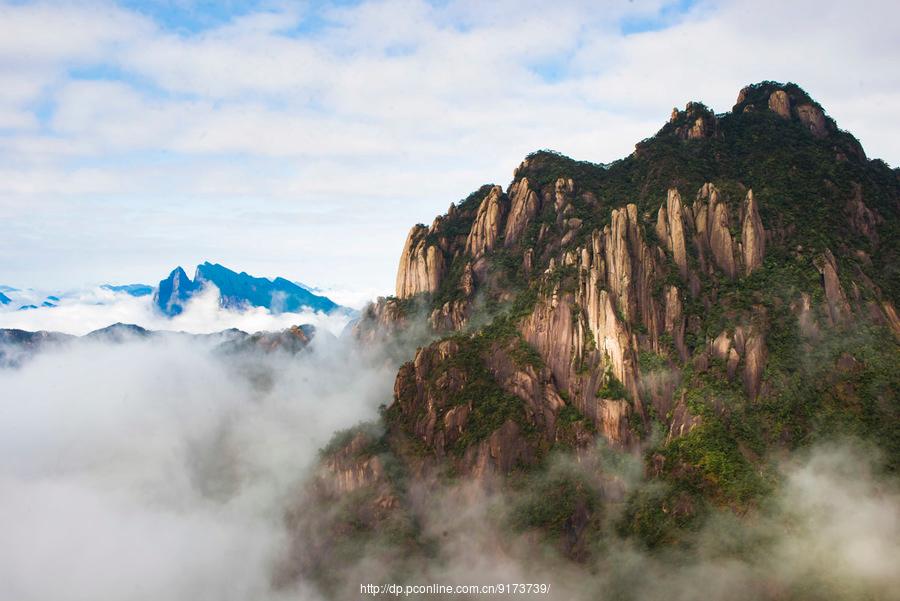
[299, 81, 900, 591]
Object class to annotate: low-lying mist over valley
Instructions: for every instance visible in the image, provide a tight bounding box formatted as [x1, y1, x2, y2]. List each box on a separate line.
[0, 328, 399, 600]
[1, 330, 897, 600]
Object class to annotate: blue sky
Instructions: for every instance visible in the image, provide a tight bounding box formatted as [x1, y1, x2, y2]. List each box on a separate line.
[119, 0, 283, 32]
[1, 0, 898, 304]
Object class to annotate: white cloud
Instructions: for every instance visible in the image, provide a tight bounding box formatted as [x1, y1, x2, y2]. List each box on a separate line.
[1, 0, 899, 294]
[0, 1, 147, 65]
[0, 285, 354, 336]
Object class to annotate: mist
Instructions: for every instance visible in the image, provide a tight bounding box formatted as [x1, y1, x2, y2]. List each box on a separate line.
[290, 439, 900, 601]
[0, 331, 398, 600]
[2, 331, 898, 600]
[0, 285, 354, 336]
[2, 306, 897, 600]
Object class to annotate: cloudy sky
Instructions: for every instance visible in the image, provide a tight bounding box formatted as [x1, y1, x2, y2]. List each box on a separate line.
[2, 0, 899, 299]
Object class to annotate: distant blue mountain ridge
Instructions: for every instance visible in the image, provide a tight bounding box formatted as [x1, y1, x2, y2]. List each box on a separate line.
[154, 262, 341, 317]
[102, 284, 154, 297]
[0, 289, 57, 310]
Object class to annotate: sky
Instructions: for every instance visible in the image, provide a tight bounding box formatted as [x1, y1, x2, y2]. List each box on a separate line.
[1, 0, 899, 301]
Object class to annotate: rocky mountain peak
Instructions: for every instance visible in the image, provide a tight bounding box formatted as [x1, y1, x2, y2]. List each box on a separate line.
[154, 263, 339, 316]
[344, 80, 900, 557]
[313, 80, 900, 584]
[734, 81, 834, 138]
[154, 266, 199, 316]
[664, 101, 719, 140]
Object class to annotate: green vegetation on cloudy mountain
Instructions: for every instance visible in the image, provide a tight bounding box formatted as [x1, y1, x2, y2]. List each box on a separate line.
[299, 81, 900, 599]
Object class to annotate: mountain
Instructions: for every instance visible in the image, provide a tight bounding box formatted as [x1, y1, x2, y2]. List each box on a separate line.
[153, 262, 340, 316]
[297, 82, 900, 589]
[216, 324, 318, 355]
[0, 329, 74, 367]
[101, 283, 154, 297]
[0, 322, 320, 367]
[154, 266, 198, 315]
[84, 322, 152, 343]
[0, 289, 58, 309]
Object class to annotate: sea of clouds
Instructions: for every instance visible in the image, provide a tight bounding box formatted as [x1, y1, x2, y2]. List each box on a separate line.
[1, 285, 897, 601]
[0, 328, 398, 600]
[0, 284, 355, 336]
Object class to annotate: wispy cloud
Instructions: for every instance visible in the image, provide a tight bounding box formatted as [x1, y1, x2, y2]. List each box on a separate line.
[1, 0, 898, 293]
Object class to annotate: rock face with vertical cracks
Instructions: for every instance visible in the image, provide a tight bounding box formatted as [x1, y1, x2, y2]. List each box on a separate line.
[768, 90, 791, 119]
[396, 224, 445, 298]
[657, 188, 691, 279]
[465, 186, 507, 259]
[817, 249, 851, 325]
[385, 336, 583, 477]
[693, 183, 737, 278]
[706, 326, 768, 400]
[319, 81, 900, 576]
[741, 189, 766, 275]
[378, 174, 780, 475]
[504, 178, 540, 247]
[796, 103, 828, 138]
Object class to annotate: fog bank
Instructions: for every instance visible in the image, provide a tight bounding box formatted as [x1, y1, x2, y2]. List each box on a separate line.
[0, 332, 396, 600]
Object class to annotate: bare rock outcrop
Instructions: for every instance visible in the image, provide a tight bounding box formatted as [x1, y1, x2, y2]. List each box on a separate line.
[430, 299, 469, 331]
[707, 326, 767, 400]
[602, 204, 660, 330]
[693, 183, 736, 278]
[581, 288, 640, 403]
[735, 84, 834, 140]
[465, 185, 507, 258]
[657, 188, 690, 278]
[592, 399, 632, 446]
[555, 177, 575, 212]
[518, 273, 639, 443]
[666, 393, 702, 443]
[664, 285, 687, 361]
[392, 339, 463, 451]
[396, 225, 445, 298]
[796, 103, 828, 138]
[816, 249, 851, 324]
[742, 331, 767, 400]
[354, 296, 413, 343]
[741, 189, 766, 275]
[464, 420, 533, 479]
[671, 102, 718, 140]
[322, 432, 385, 495]
[768, 90, 791, 119]
[390, 336, 568, 476]
[881, 301, 900, 339]
[504, 178, 540, 246]
[520, 290, 578, 393]
[484, 344, 565, 433]
[845, 183, 882, 245]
